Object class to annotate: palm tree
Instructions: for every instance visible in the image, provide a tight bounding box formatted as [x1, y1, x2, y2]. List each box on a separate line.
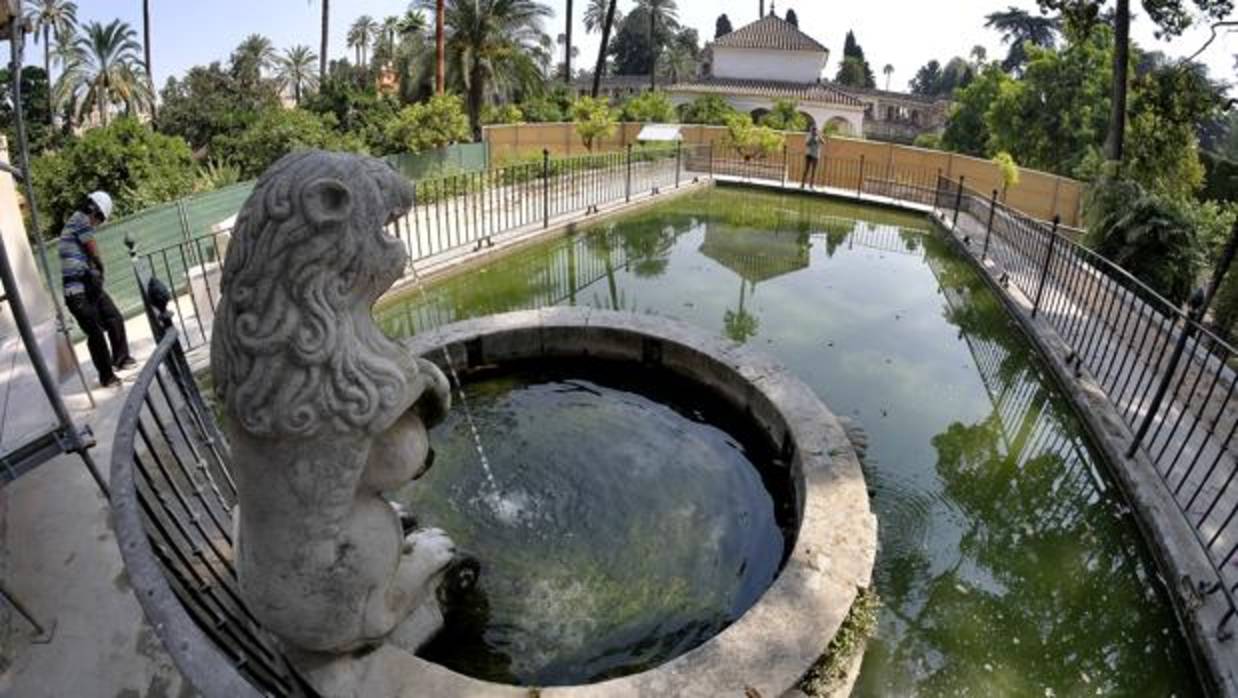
[658, 40, 694, 84]
[233, 33, 278, 85]
[277, 45, 319, 105]
[583, 0, 620, 33]
[984, 7, 1059, 74]
[883, 63, 893, 91]
[24, 0, 78, 121]
[970, 45, 987, 68]
[636, 0, 678, 90]
[557, 33, 580, 81]
[589, 0, 618, 98]
[319, 0, 330, 78]
[346, 24, 365, 66]
[349, 15, 378, 69]
[142, 0, 155, 118]
[374, 15, 401, 68]
[56, 19, 151, 127]
[435, 0, 446, 94]
[419, 0, 552, 138]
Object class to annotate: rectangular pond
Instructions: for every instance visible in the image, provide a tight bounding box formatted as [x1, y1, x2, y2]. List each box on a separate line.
[376, 186, 1200, 695]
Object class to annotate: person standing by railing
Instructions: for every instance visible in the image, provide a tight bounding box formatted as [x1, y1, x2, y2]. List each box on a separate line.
[59, 191, 134, 388]
[802, 126, 822, 189]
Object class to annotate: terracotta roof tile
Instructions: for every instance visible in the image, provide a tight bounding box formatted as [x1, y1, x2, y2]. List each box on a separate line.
[713, 15, 827, 53]
[668, 78, 863, 107]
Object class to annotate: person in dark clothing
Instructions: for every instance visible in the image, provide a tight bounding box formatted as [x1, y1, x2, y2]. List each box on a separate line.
[59, 191, 134, 387]
[802, 125, 822, 189]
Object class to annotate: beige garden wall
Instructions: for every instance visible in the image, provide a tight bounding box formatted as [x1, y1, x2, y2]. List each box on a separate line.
[482, 123, 1085, 227]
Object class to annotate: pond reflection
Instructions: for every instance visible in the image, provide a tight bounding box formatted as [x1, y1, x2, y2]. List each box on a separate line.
[376, 187, 1200, 695]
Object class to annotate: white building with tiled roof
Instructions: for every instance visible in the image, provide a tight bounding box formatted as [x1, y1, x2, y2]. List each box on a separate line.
[668, 14, 866, 136]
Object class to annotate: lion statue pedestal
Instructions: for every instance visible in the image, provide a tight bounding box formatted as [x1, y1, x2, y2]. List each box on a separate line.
[210, 150, 475, 673]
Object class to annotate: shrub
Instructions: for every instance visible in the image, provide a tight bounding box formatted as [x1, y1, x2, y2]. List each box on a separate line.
[572, 96, 618, 152]
[1084, 176, 1200, 304]
[679, 95, 739, 125]
[212, 108, 366, 179]
[724, 114, 784, 162]
[621, 91, 675, 123]
[383, 94, 472, 154]
[913, 132, 942, 150]
[481, 103, 524, 126]
[992, 151, 1020, 200]
[520, 96, 566, 123]
[759, 99, 808, 132]
[31, 118, 195, 229]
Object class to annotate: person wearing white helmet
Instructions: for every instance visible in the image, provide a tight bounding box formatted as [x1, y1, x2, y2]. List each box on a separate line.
[59, 190, 134, 388]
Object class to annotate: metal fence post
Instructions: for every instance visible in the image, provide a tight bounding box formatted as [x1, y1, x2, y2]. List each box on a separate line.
[625, 144, 633, 203]
[951, 175, 966, 230]
[542, 149, 550, 229]
[1127, 289, 1206, 458]
[1032, 216, 1060, 317]
[782, 145, 789, 188]
[857, 154, 866, 198]
[982, 189, 998, 260]
[675, 140, 682, 189]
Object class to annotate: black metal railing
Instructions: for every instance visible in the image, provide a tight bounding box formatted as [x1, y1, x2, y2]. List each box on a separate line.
[111, 272, 310, 697]
[933, 174, 1238, 636]
[133, 143, 707, 353]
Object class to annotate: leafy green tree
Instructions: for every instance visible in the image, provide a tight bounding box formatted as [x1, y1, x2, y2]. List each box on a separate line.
[421, 0, 553, 139]
[940, 64, 1012, 156]
[481, 103, 524, 125]
[0, 67, 56, 160]
[157, 61, 279, 151]
[56, 19, 152, 127]
[1038, 0, 1232, 164]
[909, 60, 943, 95]
[984, 6, 1060, 73]
[621, 91, 675, 122]
[276, 45, 320, 105]
[31, 118, 194, 227]
[384, 93, 471, 153]
[834, 31, 875, 88]
[608, 5, 676, 76]
[572, 96, 618, 151]
[679, 95, 738, 125]
[24, 0, 78, 121]
[212, 108, 365, 179]
[1123, 60, 1217, 200]
[912, 132, 942, 149]
[985, 30, 1112, 176]
[759, 98, 808, 131]
[301, 74, 398, 151]
[715, 13, 733, 38]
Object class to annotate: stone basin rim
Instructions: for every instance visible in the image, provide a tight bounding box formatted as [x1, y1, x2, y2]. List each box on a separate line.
[294, 308, 879, 697]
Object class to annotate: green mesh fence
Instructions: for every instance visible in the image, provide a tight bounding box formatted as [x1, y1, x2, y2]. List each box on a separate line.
[40, 145, 486, 338]
[384, 143, 488, 180]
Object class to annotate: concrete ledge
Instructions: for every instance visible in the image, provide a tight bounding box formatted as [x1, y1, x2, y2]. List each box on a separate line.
[295, 309, 878, 697]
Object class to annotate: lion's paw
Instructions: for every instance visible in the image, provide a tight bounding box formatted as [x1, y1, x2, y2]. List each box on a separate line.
[403, 527, 456, 575]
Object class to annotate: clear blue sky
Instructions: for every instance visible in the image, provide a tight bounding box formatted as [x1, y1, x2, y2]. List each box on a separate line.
[37, 1, 1237, 93]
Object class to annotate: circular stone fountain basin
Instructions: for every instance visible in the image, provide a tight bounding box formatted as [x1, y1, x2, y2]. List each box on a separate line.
[293, 308, 877, 698]
[400, 358, 796, 685]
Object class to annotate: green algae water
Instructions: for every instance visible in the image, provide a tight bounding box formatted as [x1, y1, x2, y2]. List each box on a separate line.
[379, 187, 1201, 695]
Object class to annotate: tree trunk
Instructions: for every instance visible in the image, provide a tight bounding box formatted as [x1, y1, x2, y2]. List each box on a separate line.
[436, 0, 446, 95]
[44, 27, 53, 126]
[320, 0, 329, 80]
[649, 8, 657, 90]
[591, 0, 617, 98]
[1105, 0, 1130, 164]
[564, 0, 574, 83]
[144, 0, 156, 119]
[468, 62, 485, 140]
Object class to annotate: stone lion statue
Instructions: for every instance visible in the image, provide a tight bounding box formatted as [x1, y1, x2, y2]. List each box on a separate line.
[211, 150, 460, 653]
